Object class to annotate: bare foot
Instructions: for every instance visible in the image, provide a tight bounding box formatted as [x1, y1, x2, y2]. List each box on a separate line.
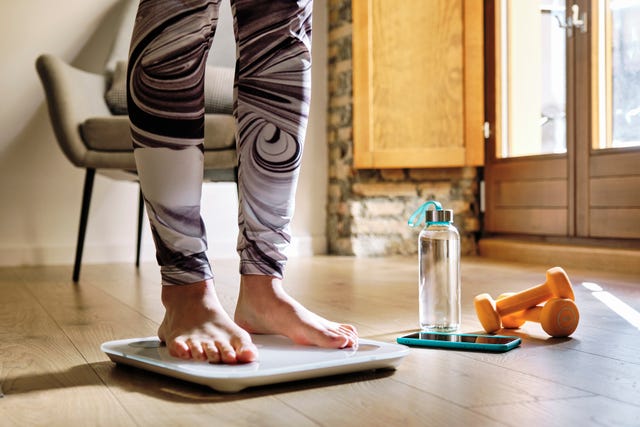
[158, 280, 258, 364]
[234, 275, 358, 349]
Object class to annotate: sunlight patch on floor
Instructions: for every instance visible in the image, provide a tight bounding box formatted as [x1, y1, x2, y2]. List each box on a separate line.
[582, 282, 640, 331]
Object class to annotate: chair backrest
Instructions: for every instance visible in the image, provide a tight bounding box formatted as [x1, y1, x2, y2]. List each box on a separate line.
[104, 0, 138, 76]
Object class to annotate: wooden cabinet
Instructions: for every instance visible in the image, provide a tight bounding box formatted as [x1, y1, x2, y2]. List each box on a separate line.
[352, 0, 484, 169]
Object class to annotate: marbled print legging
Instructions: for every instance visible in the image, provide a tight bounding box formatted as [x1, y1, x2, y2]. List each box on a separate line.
[127, 0, 312, 285]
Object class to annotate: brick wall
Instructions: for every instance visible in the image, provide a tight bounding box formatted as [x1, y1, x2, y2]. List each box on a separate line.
[327, 0, 481, 256]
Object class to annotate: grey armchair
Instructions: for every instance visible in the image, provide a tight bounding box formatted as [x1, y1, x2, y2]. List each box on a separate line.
[35, 54, 237, 282]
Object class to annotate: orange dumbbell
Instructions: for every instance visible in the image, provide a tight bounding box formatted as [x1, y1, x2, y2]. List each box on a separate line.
[475, 295, 580, 337]
[474, 267, 577, 337]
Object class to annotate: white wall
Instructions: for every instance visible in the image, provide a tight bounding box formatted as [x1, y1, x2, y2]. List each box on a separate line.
[0, 0, 328, 268]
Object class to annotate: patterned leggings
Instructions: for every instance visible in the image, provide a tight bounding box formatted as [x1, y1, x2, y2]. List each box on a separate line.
[127, 0, 312, 285]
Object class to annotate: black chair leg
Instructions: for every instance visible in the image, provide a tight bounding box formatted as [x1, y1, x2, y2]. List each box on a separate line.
[73, 168, 96, 282]
[136, 186, 144, 267]
[233, 166, 239, 196]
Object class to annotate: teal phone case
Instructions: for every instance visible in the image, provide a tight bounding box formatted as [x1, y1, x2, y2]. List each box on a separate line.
[396, 331, 521, 352]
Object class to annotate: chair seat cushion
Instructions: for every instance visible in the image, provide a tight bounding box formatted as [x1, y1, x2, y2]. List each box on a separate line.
[81, 114, 236, 152]
[105, 61, 234, 115]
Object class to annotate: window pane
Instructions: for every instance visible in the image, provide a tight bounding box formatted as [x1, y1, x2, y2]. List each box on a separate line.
[499, 0, 567, 158]
[597, 0, 640, 149]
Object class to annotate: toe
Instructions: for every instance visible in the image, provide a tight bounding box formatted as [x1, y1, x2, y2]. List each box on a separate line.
[339, 324, 359, 346]
[186, 339, 207, 361]
[168, 338, 191, 359]
[216, 341, 238, 364]
[318, 328, 351, 349]
[232, 335, 258, 363]
[202, 341, 221, 364]
[321, 325, 356, 349]
[341, 323, 358, 336]
[236, 345, 258, 363]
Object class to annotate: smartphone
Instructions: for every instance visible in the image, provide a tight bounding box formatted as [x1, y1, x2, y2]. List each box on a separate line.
[397, 331, 521, 352]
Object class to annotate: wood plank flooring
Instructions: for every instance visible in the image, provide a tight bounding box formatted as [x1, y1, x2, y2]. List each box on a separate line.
[1, 256, 638, 426]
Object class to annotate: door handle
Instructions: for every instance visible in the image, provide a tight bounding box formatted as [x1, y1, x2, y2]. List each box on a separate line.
[553, 4, 588, 37]
[570, 4, 588, 35]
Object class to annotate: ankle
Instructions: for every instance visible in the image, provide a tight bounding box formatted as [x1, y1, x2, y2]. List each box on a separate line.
[161, 279, 213, 307]
[241, 274, 279, 286]
[240, 275, 286, 299]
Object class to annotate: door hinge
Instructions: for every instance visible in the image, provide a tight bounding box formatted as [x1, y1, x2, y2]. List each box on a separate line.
[483, 121, 491, 140]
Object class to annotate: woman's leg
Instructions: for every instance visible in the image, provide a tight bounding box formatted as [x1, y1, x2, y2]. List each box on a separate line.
[230, 0, 357, 348]
[128, 0, 216, 286]
[232, 0, 312, 278]
[128, 0, 256, 363]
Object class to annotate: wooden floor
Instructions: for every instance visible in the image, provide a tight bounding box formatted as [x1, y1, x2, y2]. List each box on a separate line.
[1, 256, 639, 426]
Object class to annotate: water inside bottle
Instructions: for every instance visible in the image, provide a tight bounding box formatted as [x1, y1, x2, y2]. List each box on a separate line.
[419, 232, 460, 331]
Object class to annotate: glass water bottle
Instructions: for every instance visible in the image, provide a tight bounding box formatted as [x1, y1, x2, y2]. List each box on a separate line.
[416, 204, 461, 332]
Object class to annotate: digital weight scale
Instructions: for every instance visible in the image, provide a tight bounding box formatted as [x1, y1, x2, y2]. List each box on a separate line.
[102, 334, 409, 393]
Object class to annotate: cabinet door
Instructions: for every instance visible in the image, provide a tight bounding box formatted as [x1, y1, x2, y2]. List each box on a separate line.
[352, 0, 484, 169]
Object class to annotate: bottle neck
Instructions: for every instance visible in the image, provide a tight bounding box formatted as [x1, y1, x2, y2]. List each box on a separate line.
[427, 221, 451, 226]
[424, 221, 458, 233]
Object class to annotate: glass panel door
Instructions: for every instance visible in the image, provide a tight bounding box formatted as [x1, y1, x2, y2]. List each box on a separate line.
[484, 0, 571, 237]
[485, 0, 640, 240]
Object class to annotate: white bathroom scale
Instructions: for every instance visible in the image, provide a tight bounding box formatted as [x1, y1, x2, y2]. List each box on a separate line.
[102, 335, 409, 393]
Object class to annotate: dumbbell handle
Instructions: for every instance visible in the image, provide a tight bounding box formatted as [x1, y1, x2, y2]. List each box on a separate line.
[496, 284, 551, 316]
[496, 267, 574, 316]
[509, 306, 542, 322]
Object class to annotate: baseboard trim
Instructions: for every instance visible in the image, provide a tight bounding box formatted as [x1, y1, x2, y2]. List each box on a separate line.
[0, 235, 328, 267]
[0, 243, 157, 267]
[478, 238, 640, 275]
